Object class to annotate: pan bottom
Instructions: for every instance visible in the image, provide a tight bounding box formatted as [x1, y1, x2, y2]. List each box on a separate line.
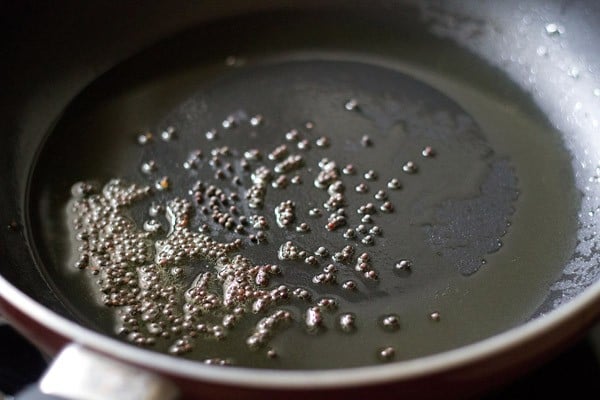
[27, 11, 579, 369]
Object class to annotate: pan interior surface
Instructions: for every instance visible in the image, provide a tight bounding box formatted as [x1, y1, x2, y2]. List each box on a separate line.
[27, 10, 580, 369]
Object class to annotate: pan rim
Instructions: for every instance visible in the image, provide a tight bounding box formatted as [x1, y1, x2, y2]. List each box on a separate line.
[1, 272, 599, 389]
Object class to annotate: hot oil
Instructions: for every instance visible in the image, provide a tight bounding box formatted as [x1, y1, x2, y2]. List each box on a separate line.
[28, 10, 579, 369]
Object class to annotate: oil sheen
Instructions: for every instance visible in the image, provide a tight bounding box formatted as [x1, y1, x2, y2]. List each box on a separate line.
[28, 10, 579, 369]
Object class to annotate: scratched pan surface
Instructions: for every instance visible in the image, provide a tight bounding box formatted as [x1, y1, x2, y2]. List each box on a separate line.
[25, 9, 580, 370]
[2, 1, 600, 398]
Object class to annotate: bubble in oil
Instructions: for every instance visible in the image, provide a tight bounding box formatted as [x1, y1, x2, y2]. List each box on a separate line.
[544, 23, 564, 36]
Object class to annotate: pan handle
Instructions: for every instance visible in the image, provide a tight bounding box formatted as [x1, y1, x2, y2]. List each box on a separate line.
[15, 344, 179, 400]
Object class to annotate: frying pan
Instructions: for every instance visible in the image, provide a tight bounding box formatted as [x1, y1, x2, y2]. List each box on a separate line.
[2, 1, 600, 399]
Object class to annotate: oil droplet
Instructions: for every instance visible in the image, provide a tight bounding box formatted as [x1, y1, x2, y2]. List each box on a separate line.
[183, 150, 202, 170]
[374, 190, 387, 200]
[297, 139, 311, 150]
[268, 144, 288, 161]
[244, 149, 262, 161]
[155, 177, 170, 191]
[361, 235, 374, 245]
[361, 215, 373, 224]
[364, 270, 378, 281]
[308, 208, 322, 218]
[205, 129, 217, 141]
[344, 99, 359, 111]
[342, 164, 356, 175]
[369, 226, 382, 236]
[160, 126, 176, 141]
[222, 115, 236, 129]
[338, 313, 356, 333]
[387, 178, 401, 190]
[360, 135, 372, 147]
[357, 203, 375, 215]
[272, 175, 289, 189]
[316, 136, 330, 148]
[305, 306, 324, 331]
[378, 347, 395, 361]
[296, 222, 310, 233]
[318, 297, 337, 310]
[250, 114, 264, 127]
[394, 259, 412, 271]
[364, 170, 377, 180]
[293, 288, 311, 301]
[380, 201, 394, 213]
[267, 348, 278, 359]
[381, 314, 400, 331]
[285, 129, 300, 142]
[355, 183, 369, 193]
[315, 246, 328, 257]
[305, 255, 317, 265]
[137, 132, 153, 145]
[343, 228, 356, 239]
[402, 161, 418, 174]
[141, 160, 157, 174]
[342, 280, 357, 290]
[545, 22, 564, 35]
[421, 146, 435, 158]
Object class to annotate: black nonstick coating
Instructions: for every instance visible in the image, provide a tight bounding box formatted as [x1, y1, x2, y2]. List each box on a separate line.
[24, 9, 580, 369]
